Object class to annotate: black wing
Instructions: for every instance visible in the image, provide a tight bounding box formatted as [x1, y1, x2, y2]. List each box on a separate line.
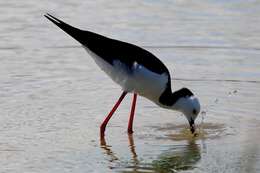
[45, 14, 171, 75]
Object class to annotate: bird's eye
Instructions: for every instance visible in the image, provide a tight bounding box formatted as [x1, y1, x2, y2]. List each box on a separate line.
[193, 109, 197, 114]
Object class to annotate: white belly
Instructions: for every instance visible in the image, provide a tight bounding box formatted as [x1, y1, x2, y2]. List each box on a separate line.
[85, 47, 168, 102]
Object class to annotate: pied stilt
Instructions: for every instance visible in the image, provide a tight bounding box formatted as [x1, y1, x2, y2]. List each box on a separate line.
[44, 14, 200, 137]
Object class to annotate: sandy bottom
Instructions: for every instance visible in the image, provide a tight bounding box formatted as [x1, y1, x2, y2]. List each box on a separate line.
[166, 123, 226, 140]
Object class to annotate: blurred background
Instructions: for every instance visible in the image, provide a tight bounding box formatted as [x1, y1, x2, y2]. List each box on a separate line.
[0, 0, 260, 172]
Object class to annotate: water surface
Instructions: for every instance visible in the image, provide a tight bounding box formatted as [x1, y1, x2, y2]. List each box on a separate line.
[0, 0, 260, 172]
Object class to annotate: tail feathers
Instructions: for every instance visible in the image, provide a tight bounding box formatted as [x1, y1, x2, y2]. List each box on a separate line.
[44, 13, 72, 30]
[44, 13, 99, 46]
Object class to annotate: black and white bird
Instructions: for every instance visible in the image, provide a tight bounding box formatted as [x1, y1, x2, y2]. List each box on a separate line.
[44, 14, 200, 137]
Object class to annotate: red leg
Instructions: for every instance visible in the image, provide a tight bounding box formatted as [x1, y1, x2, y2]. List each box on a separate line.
[128, 93, 137, 134]
[100, 91, 127, 138]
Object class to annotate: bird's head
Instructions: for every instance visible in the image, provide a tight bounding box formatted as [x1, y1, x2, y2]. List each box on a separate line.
[171, 88, 201, 133]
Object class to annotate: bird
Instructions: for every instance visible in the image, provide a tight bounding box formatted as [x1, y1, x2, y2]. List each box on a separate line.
[44, 13, 201, 138]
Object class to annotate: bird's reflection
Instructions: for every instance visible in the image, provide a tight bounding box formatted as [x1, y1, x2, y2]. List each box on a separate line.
[100, 136, 119, 163]
[100, 135, 201, 173]
[151, 140, 201, 172]
[127, 134, 140, 172]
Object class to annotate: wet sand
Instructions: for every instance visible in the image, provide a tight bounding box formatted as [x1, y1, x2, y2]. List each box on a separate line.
[0, 0, 260, 172]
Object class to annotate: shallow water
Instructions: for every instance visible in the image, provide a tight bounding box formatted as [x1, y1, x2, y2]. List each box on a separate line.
[1, 0, 260, 172]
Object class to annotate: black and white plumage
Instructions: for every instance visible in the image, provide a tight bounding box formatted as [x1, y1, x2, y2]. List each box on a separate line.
[44, 14, 200, 136]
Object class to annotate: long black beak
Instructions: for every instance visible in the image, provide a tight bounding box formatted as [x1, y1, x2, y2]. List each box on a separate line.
[189, 119, 195, 134]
